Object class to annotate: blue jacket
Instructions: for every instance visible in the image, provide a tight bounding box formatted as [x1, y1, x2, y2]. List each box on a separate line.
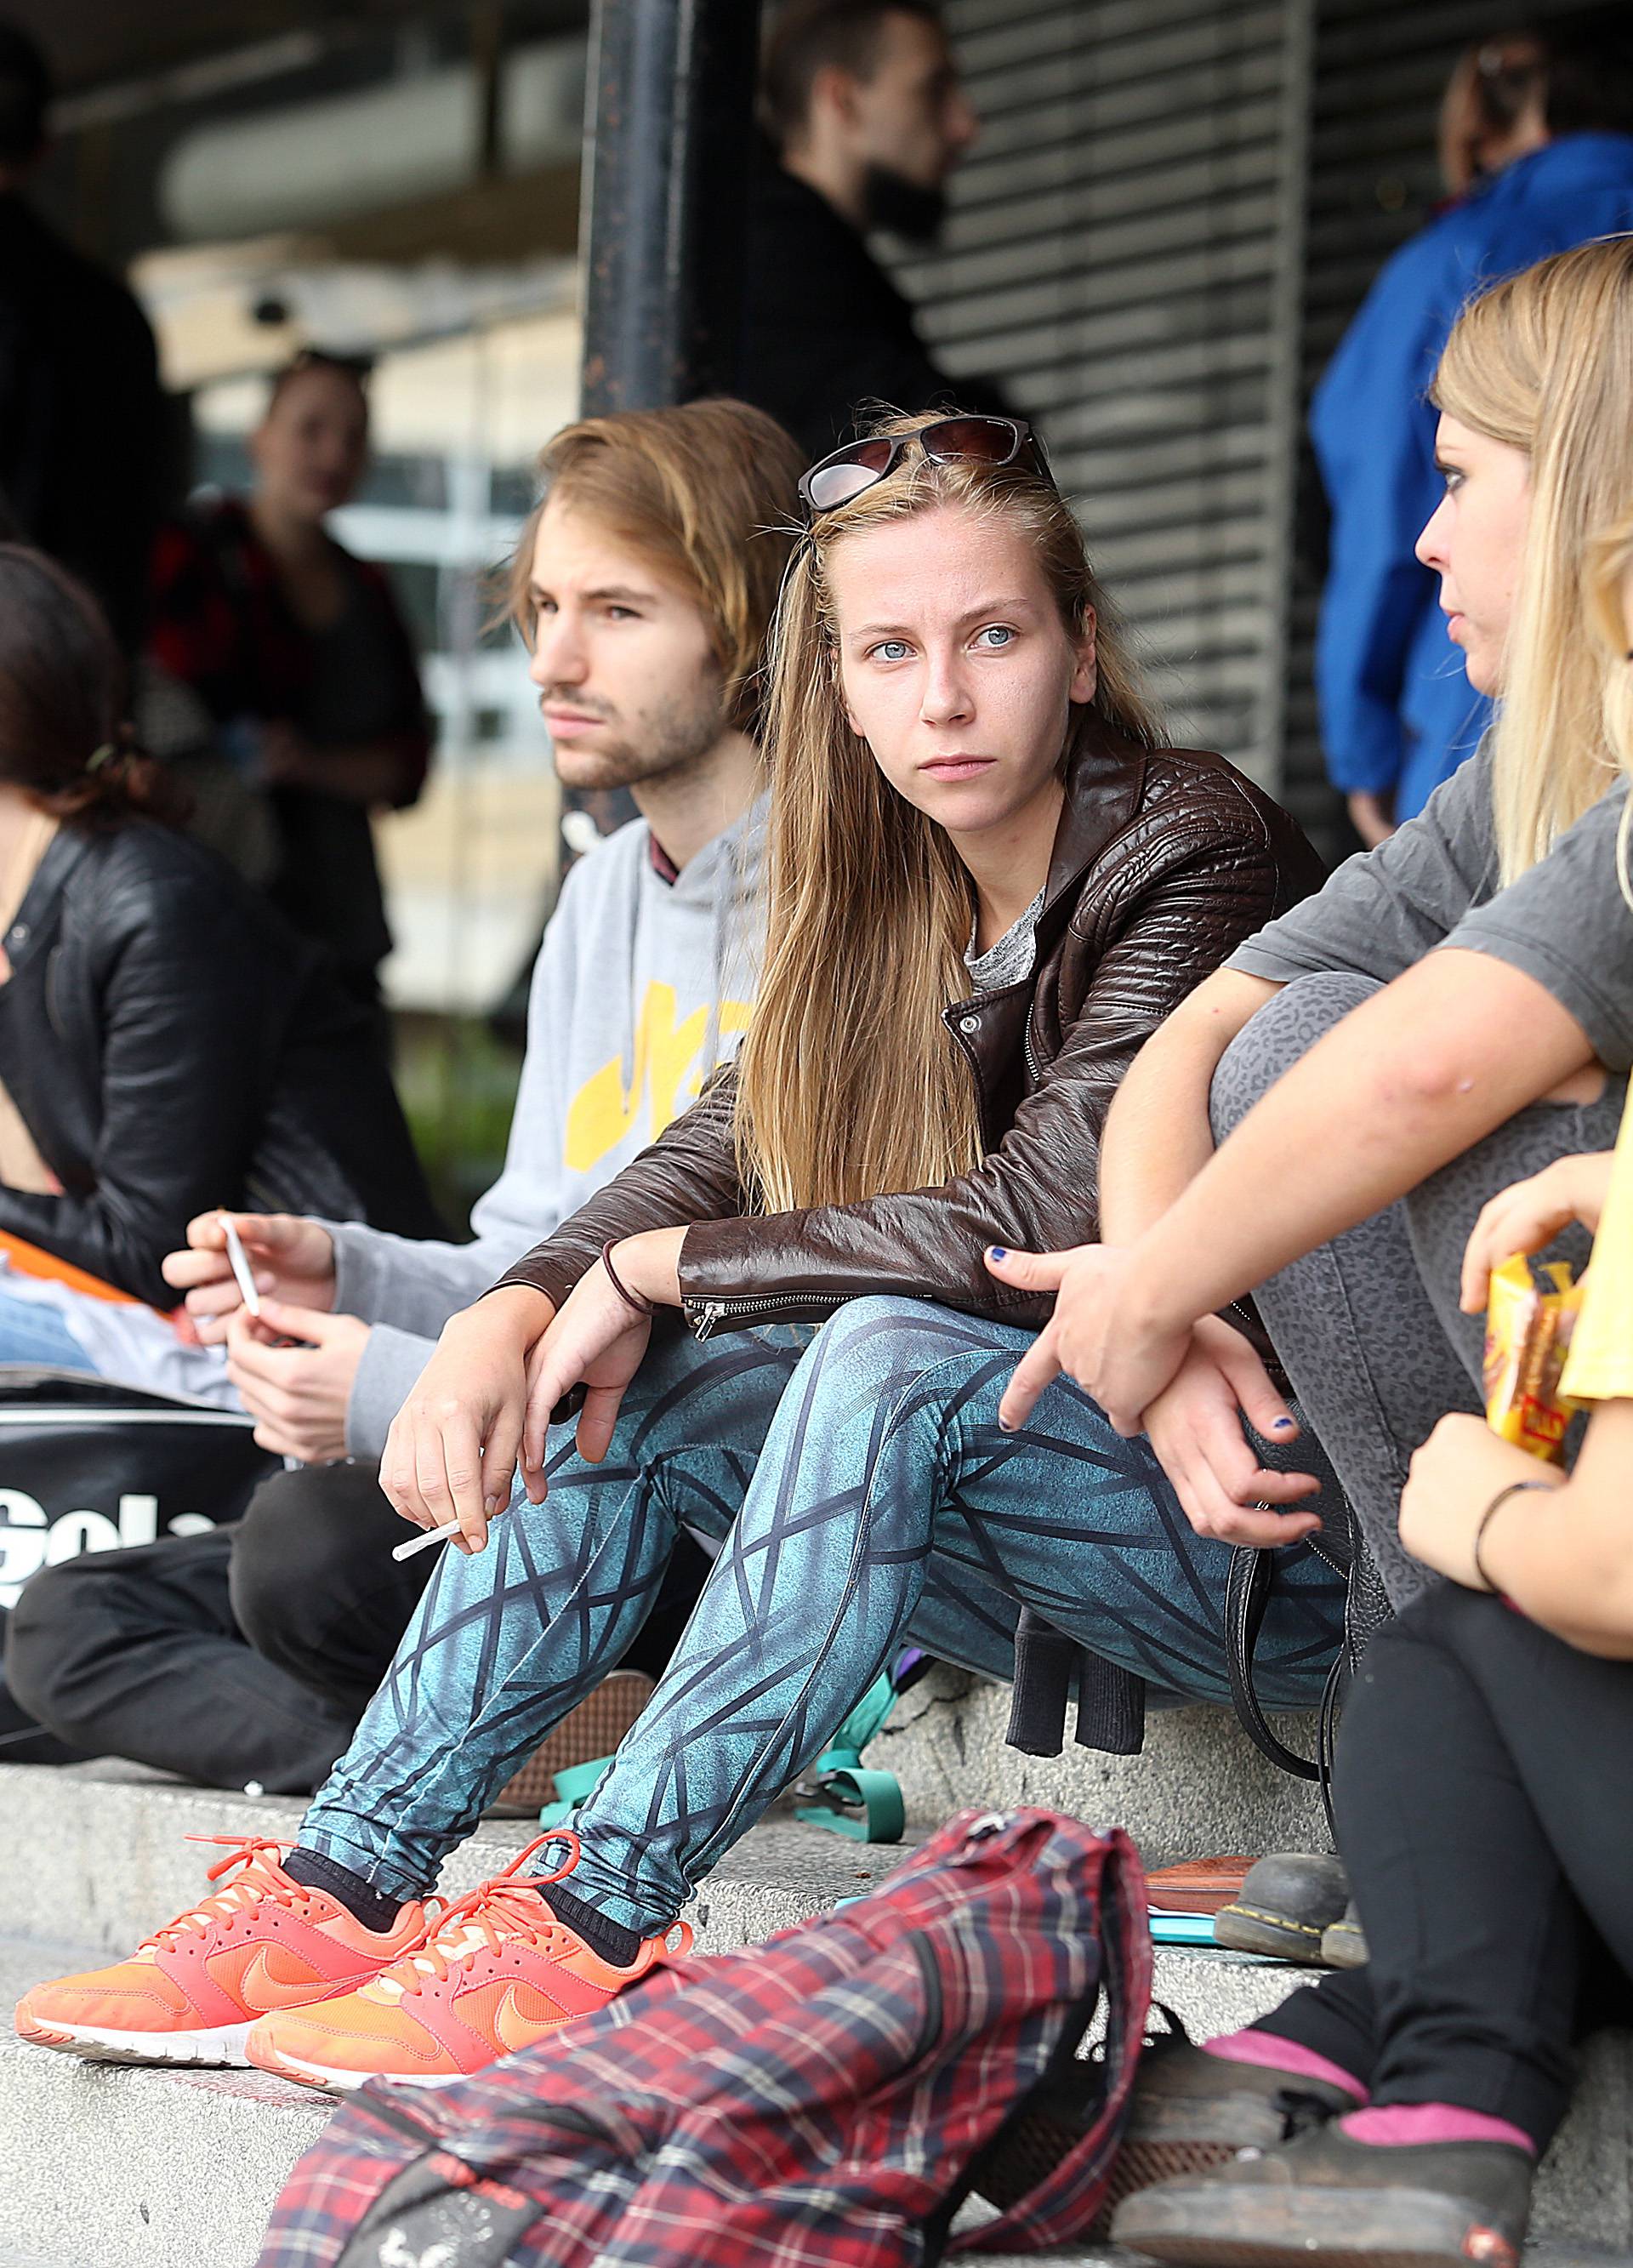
[1311, 133, 1633, 818]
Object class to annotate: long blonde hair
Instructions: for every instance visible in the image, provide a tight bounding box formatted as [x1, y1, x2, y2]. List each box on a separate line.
[1583, 510, 1633, 909]
[1431, 236, 1633, 886]
[736, 408, 1161, 1213]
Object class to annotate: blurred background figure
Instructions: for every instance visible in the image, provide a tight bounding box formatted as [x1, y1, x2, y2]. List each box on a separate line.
[0, 544, 437, 1346]
[145, 350, 431, 1015]
[1311, 3, 1633, 846]
[0, 20, 165, 652]
[738, 0, 1014, 458]
[1436, 26, 1548, 198]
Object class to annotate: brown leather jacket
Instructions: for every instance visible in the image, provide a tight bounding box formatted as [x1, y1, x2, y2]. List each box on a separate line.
[498, 714, 1323, 1336]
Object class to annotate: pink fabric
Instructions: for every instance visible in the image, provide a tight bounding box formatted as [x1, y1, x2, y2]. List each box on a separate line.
[1343, 2106, 1534, 2156]
[1202, 2030, 1368, 2104]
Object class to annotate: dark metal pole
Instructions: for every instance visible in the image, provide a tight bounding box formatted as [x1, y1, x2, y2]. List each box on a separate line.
[470, 0, 505, 180]
[579, 0, 762, 413]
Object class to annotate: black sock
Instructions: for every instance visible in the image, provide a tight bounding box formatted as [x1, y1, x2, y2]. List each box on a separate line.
[533, 1878, 643, 1969]
[285, 1846, 404, 1935]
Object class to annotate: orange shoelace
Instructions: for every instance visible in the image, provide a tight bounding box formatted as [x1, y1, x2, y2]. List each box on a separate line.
[384, 1832, 583, 1999]
[140, 1836, 305, 1952]
[140, 1833, 443, 1952]
[389, 1879, 578, 1998]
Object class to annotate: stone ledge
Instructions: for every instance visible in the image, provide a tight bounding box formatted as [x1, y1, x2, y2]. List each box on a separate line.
[876, 1663, 1330, 1860]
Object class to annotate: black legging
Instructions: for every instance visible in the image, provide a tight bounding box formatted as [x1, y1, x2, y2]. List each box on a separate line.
[1250, 1579, 1633, 2151]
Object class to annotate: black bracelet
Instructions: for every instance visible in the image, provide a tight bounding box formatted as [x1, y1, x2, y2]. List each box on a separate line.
[1471, 1477, 1550, 1592]
[600, 1238, 654, 1318]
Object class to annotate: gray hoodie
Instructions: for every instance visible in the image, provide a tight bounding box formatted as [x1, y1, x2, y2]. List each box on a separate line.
[327, 799, 764, 1460]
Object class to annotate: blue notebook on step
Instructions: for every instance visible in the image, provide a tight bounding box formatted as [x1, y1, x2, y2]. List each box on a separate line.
[1148, 1910, 1219, 1946]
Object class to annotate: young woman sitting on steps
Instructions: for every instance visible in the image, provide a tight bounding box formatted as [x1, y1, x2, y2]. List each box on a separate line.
[18, 407, 1330, 2091]
[1107, 516, 1633, 2268]
[992, 236, 1633, 1607]
[976, 241, 1633, 2268]
[0, 547, 435, 1341]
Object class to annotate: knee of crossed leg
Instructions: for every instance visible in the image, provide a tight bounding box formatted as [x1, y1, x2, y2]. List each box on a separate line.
[6, 1556, 111, 1739]
[229, 1467, 362, 1678]
[1209, 970, 1385, 1146]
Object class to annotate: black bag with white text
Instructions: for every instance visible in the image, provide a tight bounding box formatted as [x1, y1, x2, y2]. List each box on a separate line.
[0, 1365, 275, 1612]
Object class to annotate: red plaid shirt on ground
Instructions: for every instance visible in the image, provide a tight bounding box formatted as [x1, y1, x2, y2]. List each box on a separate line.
[260, 1807, 1152, 2268]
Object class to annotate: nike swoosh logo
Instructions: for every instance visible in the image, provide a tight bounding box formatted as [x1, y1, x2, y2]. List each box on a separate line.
[239, 1945, 328, 2012]
[492, 1982, 560, 2056]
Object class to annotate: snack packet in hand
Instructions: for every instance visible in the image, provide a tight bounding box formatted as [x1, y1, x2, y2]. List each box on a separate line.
[1482, 1254, 1584, 1464]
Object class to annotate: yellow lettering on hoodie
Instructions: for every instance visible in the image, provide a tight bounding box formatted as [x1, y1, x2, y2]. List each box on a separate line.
[563, 981, 754, 1174]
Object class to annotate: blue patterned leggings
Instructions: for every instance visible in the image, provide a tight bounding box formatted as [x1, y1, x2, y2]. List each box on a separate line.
[304, 1297, 1344, 1931]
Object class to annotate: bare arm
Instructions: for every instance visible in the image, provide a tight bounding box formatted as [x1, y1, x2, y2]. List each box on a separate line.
[1402, 1401, 1633, 1656]
[1006, 965, 1317, 1547]
[1128, 949, 1594, 1351]
[999, 947, 1598, 1445]
[262, 726, 426, 810]
[1480, 1401, 1633, 1654]
[1097, 966, 1281, 1241]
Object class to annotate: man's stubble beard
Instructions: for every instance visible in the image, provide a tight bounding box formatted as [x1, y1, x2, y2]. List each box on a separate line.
[549, 681, 730, 795]
[860, 162, 948, 245]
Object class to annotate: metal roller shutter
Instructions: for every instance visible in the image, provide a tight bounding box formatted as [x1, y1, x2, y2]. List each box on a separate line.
[890, 0, 1312, 791]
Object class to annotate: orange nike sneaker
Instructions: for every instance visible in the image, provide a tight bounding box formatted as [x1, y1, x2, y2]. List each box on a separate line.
[15, 1835, 437, 2068]
[248, 1832, 691, 2093]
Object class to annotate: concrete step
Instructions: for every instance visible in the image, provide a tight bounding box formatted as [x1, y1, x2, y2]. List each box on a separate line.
[0, 1759, 905, 1962]
[874, 1662, 1332, 1861]
[2, 1766, 1628, 2265]
[0, 1932, 330, 2268]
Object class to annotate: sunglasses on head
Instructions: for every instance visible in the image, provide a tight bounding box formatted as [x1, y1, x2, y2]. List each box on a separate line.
[797, 415, 1053, 515]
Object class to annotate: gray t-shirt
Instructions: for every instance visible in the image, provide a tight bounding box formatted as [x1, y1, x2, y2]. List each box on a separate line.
[965, 887, 1045, 994]
[1228, 740, 1633, 1071]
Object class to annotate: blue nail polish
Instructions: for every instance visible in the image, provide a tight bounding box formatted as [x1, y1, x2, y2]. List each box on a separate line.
[999, 1416, 1015, 1433]
[988, 1246, 1007, 1262]
[1271, 1416, 1295, 1433]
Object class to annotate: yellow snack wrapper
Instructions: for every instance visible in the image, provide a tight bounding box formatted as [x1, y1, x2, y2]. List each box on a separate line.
[1482, 1254, 1584, 1464]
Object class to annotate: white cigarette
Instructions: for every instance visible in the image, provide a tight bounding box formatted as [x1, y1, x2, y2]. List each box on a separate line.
[219, 1213, 262, 1317]
[391, 1517, 459, 1562]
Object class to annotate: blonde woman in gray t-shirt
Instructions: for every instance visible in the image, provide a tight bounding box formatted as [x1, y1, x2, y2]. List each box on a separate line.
[982, 236, 1633, 2266]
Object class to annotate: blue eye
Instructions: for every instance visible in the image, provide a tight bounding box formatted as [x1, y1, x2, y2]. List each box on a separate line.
[869, 638, 911, 663]
[975, 624, 1016, 648]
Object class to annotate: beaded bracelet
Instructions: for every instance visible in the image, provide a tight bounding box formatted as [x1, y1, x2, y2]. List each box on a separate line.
[1471, 1477, 1550, 1592]
[600, 1238, 654, 1318]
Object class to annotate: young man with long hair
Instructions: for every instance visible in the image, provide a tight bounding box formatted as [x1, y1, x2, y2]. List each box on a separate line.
[6, 400, 804, 1796]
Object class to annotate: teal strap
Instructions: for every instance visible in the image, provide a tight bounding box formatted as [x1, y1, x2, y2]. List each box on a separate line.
[794, 1756, 905, 1843]
[824, 1672, 898, 1757]
[536, 1752, 613, 1827]
[793, 1669, 907, 1843]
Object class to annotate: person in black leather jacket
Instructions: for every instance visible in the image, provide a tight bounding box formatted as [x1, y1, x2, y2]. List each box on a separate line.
[0, 544, 439, 1335]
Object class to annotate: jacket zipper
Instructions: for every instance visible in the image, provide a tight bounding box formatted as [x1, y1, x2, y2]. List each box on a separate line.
[687, 1290, 845, 1339]
[692, 996, 1033, 1342]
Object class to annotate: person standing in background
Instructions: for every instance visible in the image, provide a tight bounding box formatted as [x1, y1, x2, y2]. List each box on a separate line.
[0, 22, 166, 652]
[146, 351, 430, 1012]
[1312, 5, 1633, 846]
[738, 0, 1014, 459]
